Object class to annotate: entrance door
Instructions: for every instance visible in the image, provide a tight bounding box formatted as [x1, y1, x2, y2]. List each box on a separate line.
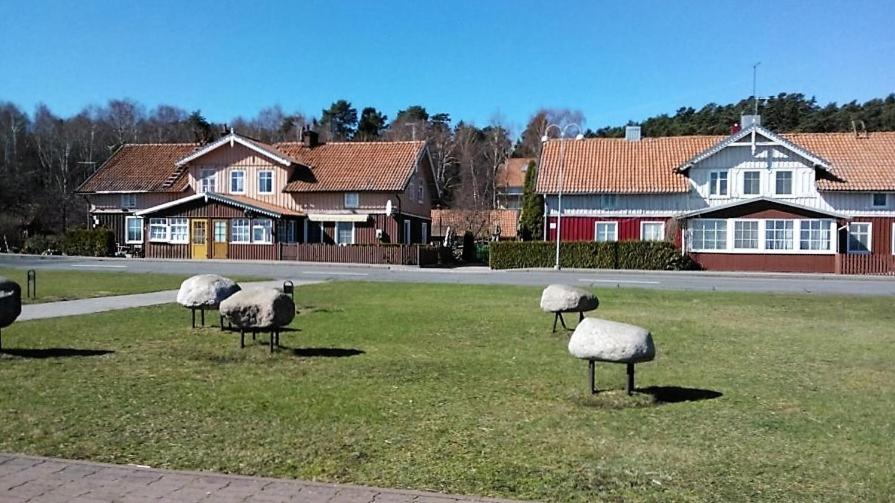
[191, 219, 208, 259]
[212, 220, 228, 259]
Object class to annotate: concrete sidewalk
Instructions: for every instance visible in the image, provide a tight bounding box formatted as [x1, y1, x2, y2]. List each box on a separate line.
[0, 454, 525, 503]
[18, 281, 317, 321]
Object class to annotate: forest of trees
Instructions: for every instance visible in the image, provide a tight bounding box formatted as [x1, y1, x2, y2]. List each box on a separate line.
[1, 92, 893, 246]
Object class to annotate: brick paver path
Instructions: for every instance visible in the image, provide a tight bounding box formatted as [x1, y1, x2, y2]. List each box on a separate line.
[0, 454, 527, 503]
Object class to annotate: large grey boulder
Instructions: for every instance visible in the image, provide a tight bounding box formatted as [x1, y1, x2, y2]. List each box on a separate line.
[540, 284, 599, 313]
[220, 288, 295, 329]
[177, 274, 240, 308]
[0, 277, 22, 328]
[568, 318, 655, 363]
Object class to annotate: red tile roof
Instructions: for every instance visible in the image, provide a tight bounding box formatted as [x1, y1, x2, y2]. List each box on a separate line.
[77, 144, 198, 193]
[277, 141, 426, 192]
[497, 158, 534, 189]
[430, 209, 519, 239]
[537, 131, 895, 193]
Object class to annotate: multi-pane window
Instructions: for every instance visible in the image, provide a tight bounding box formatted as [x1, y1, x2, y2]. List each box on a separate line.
[709, 171, 728, 196]
[149, 218, 168, 241]
[775, 171, 793, 195]
[743, 171, 761, 195]
[125, 217, 143, 243]
[169, 218, 188, 243]
[230, 170, 245, 193]
[847, 223, 871, 253]
[258, 171, 273, 194]
[733, 221, 759, 249]
[765, 220, 794, 250]
[121, 194, 137, 209]
[231, 219, 250, 243]
[872, 193, 887, 207]
[199, 169, 216, 193]
[344, 192, 359, 208]
[251, 219, 273, 243]
[641, 222, 664, 241]
[277, 220, 297, 243]
[690, 220, 727, 250]
[595, 222, 618, 242]
[800, 220, 831, 251]
[335, 222, 354, 245]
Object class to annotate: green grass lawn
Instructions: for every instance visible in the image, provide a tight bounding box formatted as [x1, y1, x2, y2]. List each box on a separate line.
[0, 283, 893, 502]
[0, 267, 258, 304]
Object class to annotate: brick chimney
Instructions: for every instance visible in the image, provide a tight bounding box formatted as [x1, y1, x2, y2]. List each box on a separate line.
[302, 127, 319, 147]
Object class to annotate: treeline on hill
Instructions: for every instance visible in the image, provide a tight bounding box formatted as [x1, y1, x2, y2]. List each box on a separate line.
[0, 92, 893, 248]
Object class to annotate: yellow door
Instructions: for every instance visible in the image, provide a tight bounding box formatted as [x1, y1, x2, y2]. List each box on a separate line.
[212, 220, 228, 259]
[191, 219, 208, 259]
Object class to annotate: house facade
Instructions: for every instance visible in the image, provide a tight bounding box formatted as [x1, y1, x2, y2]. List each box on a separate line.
[495, 158, 534, 209]
[76, 130, 436, 260]
[537, 118, 895, 274]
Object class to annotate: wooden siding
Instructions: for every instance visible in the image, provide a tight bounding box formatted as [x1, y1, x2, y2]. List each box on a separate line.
[145, 242, 190, 259]
[152, 200, 248, 219]
[692, 253, 837, 273]
[844, 217, 894, 255]
[88, 192, 183, 211]
[280, 243, 435, 265]
[546, 216, 672, 242]
[94, 213, 127, 245]
[229, 244, 277, 260]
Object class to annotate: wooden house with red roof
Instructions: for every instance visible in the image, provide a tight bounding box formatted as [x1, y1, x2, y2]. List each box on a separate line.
[77, 129, 436, 260]
[537, 117, 895, 274]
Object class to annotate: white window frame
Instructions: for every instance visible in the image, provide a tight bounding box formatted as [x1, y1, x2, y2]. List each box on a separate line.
[708, 171, 728, 197]
[742, 170, 761, 196]
[732, 219, 760, 250]
[764, 219, 795, 251]
[799, 219, 832, 251]
[774, 171, 793, 196]
[121, 193, 137, 209]
[229, 170, 246, 194]
[169, 218, 189, 244]
[640, 221, 665, 241]
[872, 193, 888, 208]
[594, 221, 618, 242]
[148, 218, 169, 242]
[251, 219, 273, 244]
[199, 169, 216, 193]
[258, 170, 274, 194]
[125, 216, 143, 244]
[689, 219, 727, 251]
[404, 220, 412, 245]
[231, 218, 251, 244]
[421, 222, 428, 244]
[847, 222, 872, 254]
[344, 192, 360, 209]
[334, 221, 355, 245]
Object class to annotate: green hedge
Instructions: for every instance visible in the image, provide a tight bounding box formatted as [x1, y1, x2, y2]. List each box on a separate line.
[489, 241, 697, 270]
[61, 227, 116, 257]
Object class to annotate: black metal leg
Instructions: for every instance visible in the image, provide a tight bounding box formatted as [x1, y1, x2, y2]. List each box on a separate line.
[240, 329, 245, 349]
[579, 311, 584, 322]
[558, 313, 568, 330]
[252, 330, 256, 341]
[200, 309, 205, 327]
[191, 308, 196, 328]
[220, 314, 224, 332]
[269, 331, 274, 353]
[588, 360, 597, 394]
[626, 363, 635, 395]
[552, 313, 559, 333]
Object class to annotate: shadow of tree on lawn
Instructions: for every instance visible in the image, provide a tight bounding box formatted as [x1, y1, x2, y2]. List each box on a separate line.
[0, 348, 114, 359]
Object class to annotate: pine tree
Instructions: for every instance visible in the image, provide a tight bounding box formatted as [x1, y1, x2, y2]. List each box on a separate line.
[518, 160, 543, 241]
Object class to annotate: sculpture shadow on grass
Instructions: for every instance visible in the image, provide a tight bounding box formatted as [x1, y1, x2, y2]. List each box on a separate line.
[639, 386, 723, 404]
[288, 347, 365, 358]
[0, 348, 114, 359]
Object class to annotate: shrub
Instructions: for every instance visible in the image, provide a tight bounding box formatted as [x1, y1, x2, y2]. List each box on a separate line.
[489, 240, 697, 271]
[22, 234, 61, 255]
[61, 227, 115, 257]
[461, 231, 476, 262]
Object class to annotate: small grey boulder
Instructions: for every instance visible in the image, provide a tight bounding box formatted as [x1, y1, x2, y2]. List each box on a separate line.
[0, 277, 22, 328]
[177, 274, 240, 308]
[568, 318, 655, 363]
[220, 288, 295, 329]
[540, 284, 599, 313]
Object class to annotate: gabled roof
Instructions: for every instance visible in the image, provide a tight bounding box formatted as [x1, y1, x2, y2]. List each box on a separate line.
[497, 158, 534, 189]
[788, 132, 895, 191]
[77, 144, 198, 193]
[678, 125, 831, 172]
[175, 132, 298, 167]
[135, 192, 302, 218]
[678, 197, 847, 219]
[277, 140, 427, 192]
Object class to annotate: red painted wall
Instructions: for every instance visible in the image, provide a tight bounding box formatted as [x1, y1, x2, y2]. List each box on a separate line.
[546, 216, 672, 242]
[692, 253, 837, 273]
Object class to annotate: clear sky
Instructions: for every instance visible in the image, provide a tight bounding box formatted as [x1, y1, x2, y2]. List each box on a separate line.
[1, 0, 893, 135]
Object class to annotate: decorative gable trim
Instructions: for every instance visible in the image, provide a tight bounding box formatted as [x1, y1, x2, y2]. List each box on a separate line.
[175, 132, 296, 167]
[678, 126, 832, 172]
[678, 196, 847, 219]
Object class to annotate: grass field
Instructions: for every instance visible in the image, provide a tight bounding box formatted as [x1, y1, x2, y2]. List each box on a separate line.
[0, 267, 256, 304]
[0, 282, 893, 502]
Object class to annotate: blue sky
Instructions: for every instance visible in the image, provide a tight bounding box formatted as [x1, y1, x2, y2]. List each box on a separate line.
[1, 0, 893, 135]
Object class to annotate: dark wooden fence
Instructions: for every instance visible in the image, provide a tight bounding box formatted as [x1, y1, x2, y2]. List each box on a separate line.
[837, 254, 895, 275]
[280, 243, 438, 266]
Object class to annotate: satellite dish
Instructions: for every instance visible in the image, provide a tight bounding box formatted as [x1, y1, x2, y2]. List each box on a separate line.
[385, 199, 394, 217]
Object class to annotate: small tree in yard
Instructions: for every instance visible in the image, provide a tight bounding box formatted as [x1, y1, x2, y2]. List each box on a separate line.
[518, 160, 543, 240]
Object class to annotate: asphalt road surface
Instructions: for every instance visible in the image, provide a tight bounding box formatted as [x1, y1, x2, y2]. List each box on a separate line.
[3, 254, 894, 296]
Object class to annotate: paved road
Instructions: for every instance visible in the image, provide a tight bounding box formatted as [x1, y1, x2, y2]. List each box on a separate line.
[2, 254, 894, 296]
[0, 454, 523, 502]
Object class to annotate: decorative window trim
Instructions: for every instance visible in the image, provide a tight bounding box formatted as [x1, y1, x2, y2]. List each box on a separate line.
[640, 221, 665, 241]
[594, 221, 618, 242]
[344, 192, 360, 209]
[229, 169, 246, 194]
[125, 216, 143, 244]
[847, 222, 872, 254]
[257, 170, 274, 194]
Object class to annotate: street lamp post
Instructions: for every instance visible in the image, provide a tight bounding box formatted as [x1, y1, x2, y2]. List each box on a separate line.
[542, 124, 583, 270]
